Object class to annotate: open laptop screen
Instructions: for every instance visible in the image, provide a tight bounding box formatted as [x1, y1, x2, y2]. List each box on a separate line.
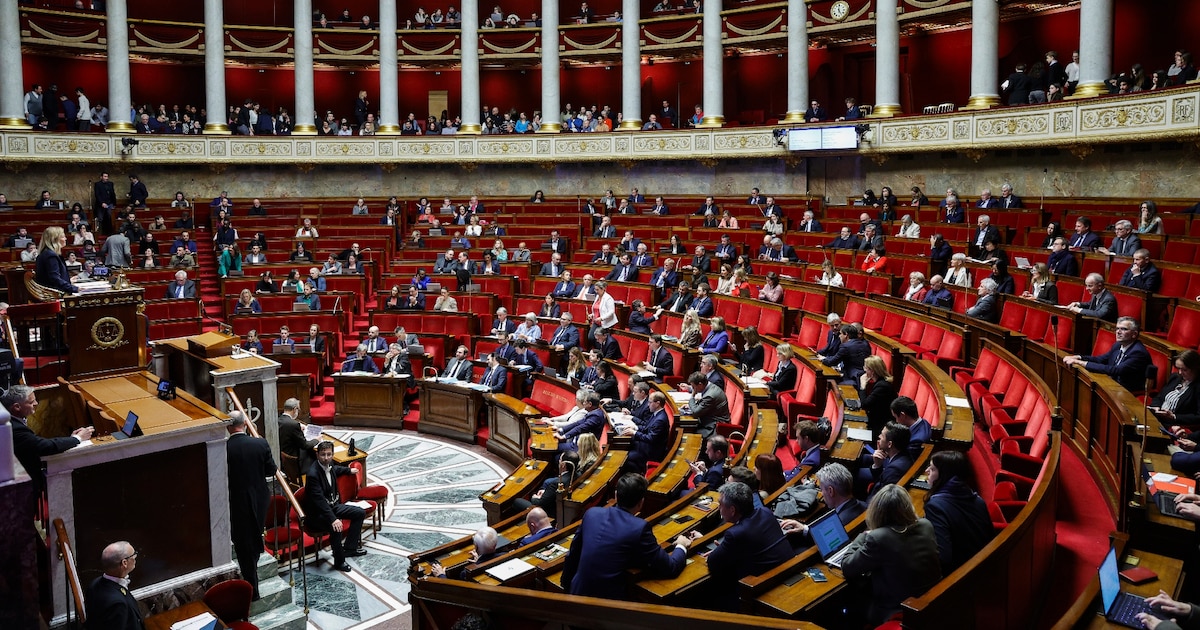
[808, 511, 851, 560]
[1099, 546, 1120, 615]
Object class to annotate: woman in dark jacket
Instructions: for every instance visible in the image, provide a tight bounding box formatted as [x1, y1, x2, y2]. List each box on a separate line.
[739, 326, 765, 373]
[34, 227, 78, 294]
[989, 260, 1015, 295]
[592, 361, 619, 401]
[859, 355, 898, 437]
[765, 343, 798, 397]
[922, 450, 995, 574]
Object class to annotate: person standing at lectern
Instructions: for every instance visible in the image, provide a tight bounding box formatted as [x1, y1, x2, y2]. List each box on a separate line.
[225, 410, 276, 600]
[278, 397, 317, 476]
[84, 540, 146, 630]
[5, 385, 92, 492]
[34, 226, 78, 294]
[303, 441, 367, 572]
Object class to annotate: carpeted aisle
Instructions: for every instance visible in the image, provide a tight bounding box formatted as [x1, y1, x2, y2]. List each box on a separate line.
[1037, 445, 1117, 627]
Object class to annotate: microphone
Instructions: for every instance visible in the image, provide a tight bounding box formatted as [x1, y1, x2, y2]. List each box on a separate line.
[1142, 364, 1159, 464]
[1049, 315, 1063, 427]
[332, 295, 341, 313]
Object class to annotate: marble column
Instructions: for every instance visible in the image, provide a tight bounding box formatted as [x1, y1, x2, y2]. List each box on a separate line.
[458, 0, 482, 134]
[697, 0, 724, 128]
[869, 0, 901, 118]
[1072, 0, 1113, 98]
[617, 0, 642, 130]
[292, 0, 317, 134]
[537, 0, 561, 133]
[202, 0, 229, 133]
[781, 0, 808, 123]
[0, 0, 26, 129]
[377, 0, 400, 134]
[964, 0, 1000, 109]
[104, 0, 134, 132]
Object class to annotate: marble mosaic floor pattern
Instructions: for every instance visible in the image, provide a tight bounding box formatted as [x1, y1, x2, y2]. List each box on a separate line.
[284, 429, 509, 630]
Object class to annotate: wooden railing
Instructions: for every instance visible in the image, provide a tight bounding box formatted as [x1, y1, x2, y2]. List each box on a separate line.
[52, 517, 86, 628]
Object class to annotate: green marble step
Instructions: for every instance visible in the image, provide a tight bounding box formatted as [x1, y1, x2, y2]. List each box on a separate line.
[249, 603, 307, 630]
[256, 551, 280, 583]
[249, 575, 294, 616]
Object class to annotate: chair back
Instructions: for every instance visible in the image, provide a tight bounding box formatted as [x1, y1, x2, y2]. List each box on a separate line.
[204, 579, 254, 622]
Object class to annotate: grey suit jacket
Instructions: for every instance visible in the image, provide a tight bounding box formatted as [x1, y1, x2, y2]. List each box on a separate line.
[840, 518, 942, 626]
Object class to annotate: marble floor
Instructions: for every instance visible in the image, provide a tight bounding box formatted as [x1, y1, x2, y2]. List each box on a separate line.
[283, 428, 509, 630]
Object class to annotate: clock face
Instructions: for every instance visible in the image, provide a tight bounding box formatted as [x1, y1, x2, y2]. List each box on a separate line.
[831, 0, 850, 21]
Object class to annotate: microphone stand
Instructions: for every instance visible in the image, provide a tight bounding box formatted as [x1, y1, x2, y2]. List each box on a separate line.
[1141, 364, 1158, 465]
[1050, 315, 1064, 432]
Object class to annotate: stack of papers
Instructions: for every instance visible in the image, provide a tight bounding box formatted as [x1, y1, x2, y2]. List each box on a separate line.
[75, 281, 112, 293]
[303, 424, 324, 440]
[170, 613, 217, 630]
[667, 391, 691, 405]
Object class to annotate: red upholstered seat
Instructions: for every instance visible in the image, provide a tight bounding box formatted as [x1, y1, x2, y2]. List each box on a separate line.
[350, 461, 389, 503]
[291, 487, 353, 558]
[263, 495, 312, 560]
[339, 465, 381, 538]
[987, 501, 1008, 532]
[204, 579, 259, 630]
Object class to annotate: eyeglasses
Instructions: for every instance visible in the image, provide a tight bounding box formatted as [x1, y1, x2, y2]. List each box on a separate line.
[123, 551, 139, 561]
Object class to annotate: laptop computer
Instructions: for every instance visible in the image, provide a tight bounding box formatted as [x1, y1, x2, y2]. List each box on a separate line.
[11, 237, 31, 248]
[112, 411, 142, 440]
[273, 344, 295, 354]
[293, 343, 313, 353]
[292, 302, 311, 312]
[807, 510, 854, 569]
[1098, 545, 1159, 628]
[425, 282, 442, 293]
[406, 344, 425, 355]
[1142, 462, 1183, 518]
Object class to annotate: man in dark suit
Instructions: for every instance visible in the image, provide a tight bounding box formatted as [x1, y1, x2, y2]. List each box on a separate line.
[1046, 238, 1079, 276]
[639, 335, 675, 382]
[1068, 217, 1102, 251]
[683, 245, 712, 276]
[836, 97, 862, 121]
[819, 325, 871, 383]
[966, 278, 1001, 324]
[823, 227, 860, 251]
[84, 540, 146, 630]
[518, 507, 557, 546]
[622, 390, 671, 475]
[1064, 316, 1151, 392]
[999, 183, 1023, 209]
[277, 397, 317, 476]
[1066, 273, 1118, 322]
[628, 187, 645, 203]
[714, 235, 738, 262]
[650, 196, 670, 215]
[780, 463, 866, 550]
[479, 353, 508, 393]
[593, 328, 623, 361]
[433, 249, 457, 273]
[747, 188, 765, 205]
[814, 314, 843, 356]
[5, 384, 92, 493]
[969, 215, 1000, 259]
[1098, 220, 1142, 257]
[442, 345, 474, 380]
[562, 473, 693, 599]
[93, 172, 118, 234]
[764, 237, 797, 262]
[705, 482, 794, 611]
[303, 441, 367, 572]
[606, 253, 639, 282]
[341, 344, 382, 374]
[546, 313, 580, 355]
[490, 307, 518, 336]
[512, 339, 544, 385]
[796, 210, 822, 232]
[226, 410, 276, 599]
[1119, 249, 1162, 293]
[1003, 63, 1032, 105]
[658, 281, 692, 313]
[621, 231, 644, 254]
[762, 197, 783, 218]
[943, 195, 965, 223]
[687, 372, 730, 438]
[690, 284, 714, 317]
[614, 380, 652, 422]
[804, 99, 827, 122]
[975, 189, 1000, 209]
[689, 434, 729, 486]
[694, 196, 719, 216]
[126, 174, 148, 208]
[591, 244, 616, 264]
[554, 390, 606, 450]
[891, 396, 933, 460]
[538, 252, 564, 277]
[164, 270, 196, 299]
[546, 230, 569, 257]
[857, 421, 913, 498]
[650, 259, 679, 289]
[632, 244, 653, 267]
[362, 326, 390, 353]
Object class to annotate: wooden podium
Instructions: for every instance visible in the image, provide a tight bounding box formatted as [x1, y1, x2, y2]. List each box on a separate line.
[418, 378, 485, 442]
[62, 287, 148, 378]
[333, 373, 406, 428]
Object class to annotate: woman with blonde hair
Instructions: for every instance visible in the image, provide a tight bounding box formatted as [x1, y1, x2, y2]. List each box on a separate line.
[491, 239, 508, 262]
[1021, 262, 1058, 304]
[577, 432, 603, 471]
[679, 308, 702, 348]
[841, 484, 941, 626]
[903, 272, 928, 302]
[565, 346, 587, 382]
[816, 259, 844, 287]
[234, 288, 261, 314]
[35, 226, 77, 294]
[860, 355, 897, 436]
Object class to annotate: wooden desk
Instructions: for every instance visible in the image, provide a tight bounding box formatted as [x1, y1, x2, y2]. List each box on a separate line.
[408, 508, 534, 580]
[332, 373, 406, 428]
[559, 450, 628, 526]
[645, 433, 703, 513]
[735, 405, 777, 470]
[72, 371, 224, 437]
[529, 421, 559, 461]
[831, 418, 867, 464]
[145, 601, 228, 630]
[481, 459, 551, 525]
[1079, 548, 1185, 630]
[487, 393, 540, 466]
[418, 377, 485, 442]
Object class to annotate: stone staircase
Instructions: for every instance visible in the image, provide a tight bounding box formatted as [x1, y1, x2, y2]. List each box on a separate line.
[246, 552, 307, 630]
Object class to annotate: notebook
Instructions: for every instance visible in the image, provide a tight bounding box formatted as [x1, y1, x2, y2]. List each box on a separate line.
[807, 510, 853, 569]
[1098, 545, 1159, 628]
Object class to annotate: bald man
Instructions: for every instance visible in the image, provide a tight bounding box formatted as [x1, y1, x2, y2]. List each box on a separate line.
[84, 541, 146, 630]
[519, 507, 557, 546]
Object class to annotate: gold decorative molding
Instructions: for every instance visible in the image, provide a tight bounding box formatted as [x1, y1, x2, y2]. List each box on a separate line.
[963, 148, 987, 163]
[132, 27, 200, 49]
[401, 38, 457, 56]
[480, 36, 537, 54]
[643, 25, 697, 45]
[1069, 145, 1094, 161]
[27, 20, 99, 43]
[724, 14, 782, 37]
[563, 32, 619, 51]
[316, 36, 376, 56]
[228, 34, 290, 54]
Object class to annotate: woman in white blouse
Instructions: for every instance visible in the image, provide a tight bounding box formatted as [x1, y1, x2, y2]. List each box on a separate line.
[465, 215, 484, 237]
[944, 253, 973, 288]
[896, 214, 921, 238]
[815, 260, 844, 287]
[715, 264, 736, 295]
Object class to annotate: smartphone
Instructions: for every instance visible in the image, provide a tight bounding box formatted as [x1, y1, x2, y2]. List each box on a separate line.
[807, 567, 828, 582]
[671, 514, 694, 524]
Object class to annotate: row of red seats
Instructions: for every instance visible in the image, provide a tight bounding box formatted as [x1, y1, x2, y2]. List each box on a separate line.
[842, 298, 966, 369]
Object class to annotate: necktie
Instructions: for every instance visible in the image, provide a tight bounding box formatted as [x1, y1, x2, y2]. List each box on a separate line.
[657, 273, 664, 288]
[177, 285, 184, 298]
[552, 329, 563, 344]
[619, 267, 627, 281]
[1116, 346, 1126, 365]
[1074, 235, 1083, 248]
[446, 359, 458, 377]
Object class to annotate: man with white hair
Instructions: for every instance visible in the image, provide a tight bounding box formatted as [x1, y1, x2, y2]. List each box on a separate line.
[966, 278, 1000, 323]
[815, 313, 843, 356]
[1098, 220, 1142, 257]
[490, 307, 516, 335]
[976, 188, 999, 209]
[999, 183, 1022, 208]
[430, 527, 500, 579]
[164, 270, 196, 299]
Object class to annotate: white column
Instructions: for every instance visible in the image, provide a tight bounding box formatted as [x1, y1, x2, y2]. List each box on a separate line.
[292, 0, 317, 134]
[697, 0, 724, 127]
[104, 0, 134, 132]
[965, 0, 999, 109]
[458, 0, 482, 134]
[1072, 0, 1113, 98]
[0, 0, 25, 129]
[537, 0, 561, 132]
[781, 0, 808, 123]
[617, 0, 641, 130]
[870, 0, 900, 118]
[378, 0, 400, 134]
[202, 0, 229, 133]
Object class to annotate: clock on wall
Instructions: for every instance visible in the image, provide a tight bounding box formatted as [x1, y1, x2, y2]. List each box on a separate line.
[830, 1, 851, 21]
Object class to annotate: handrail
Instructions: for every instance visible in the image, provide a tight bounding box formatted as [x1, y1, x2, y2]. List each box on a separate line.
[53, 517, 86, 627]
[2, 315, 25, 385]
[224, 386, 305, 522]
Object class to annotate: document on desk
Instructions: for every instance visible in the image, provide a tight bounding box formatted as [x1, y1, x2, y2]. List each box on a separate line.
[668, 391, 691, 406]
[170, 612, 217, 630]
[304, 424, 324, 441]
[484, 557, 536, 581]
[846, 427, 874, 442]
[945, 396, 970, 408]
